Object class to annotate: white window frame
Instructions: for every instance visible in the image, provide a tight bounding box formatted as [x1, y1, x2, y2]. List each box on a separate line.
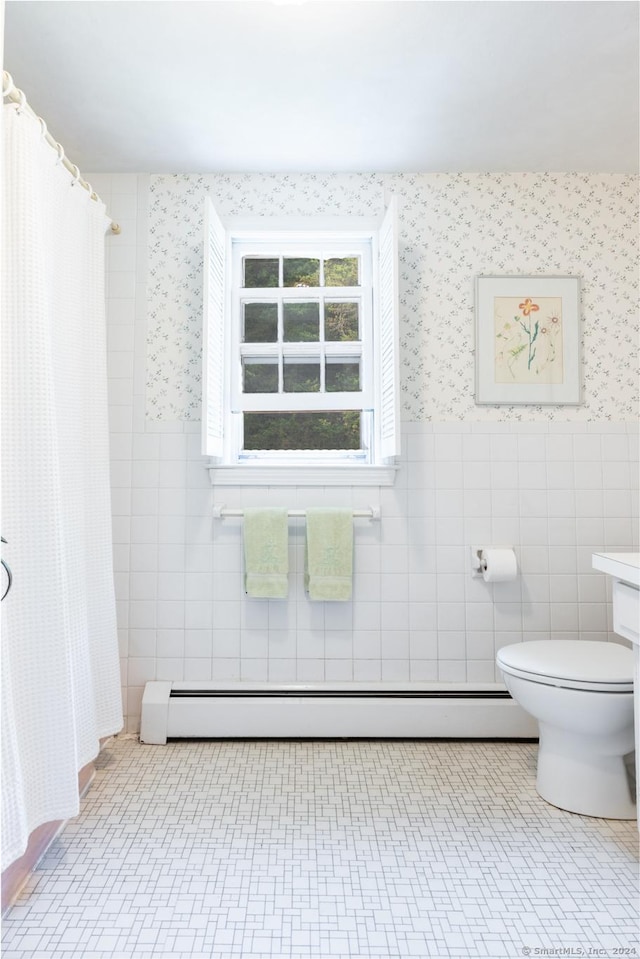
[231, 235, 373, 465]
[203, 205, 400, 487]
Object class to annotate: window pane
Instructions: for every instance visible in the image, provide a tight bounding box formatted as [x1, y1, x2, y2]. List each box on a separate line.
[243, 302, 278, 342]
[324, 257, 359, 287]
[326, 359, 360, 392]
[244, 257, 279, 288]
[283, 302, 319, 341]
[324, 301, 360, 341]
[283, 258, 320, 288]
[243, 412, 361, 451]
[283, 359, 320, 393]
[242, 359, 279, 393]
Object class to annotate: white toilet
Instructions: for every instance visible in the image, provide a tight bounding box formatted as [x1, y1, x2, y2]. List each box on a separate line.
[497, 640, 636, 819]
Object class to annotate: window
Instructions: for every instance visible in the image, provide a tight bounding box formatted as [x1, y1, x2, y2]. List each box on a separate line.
[202, 200, 400, 485]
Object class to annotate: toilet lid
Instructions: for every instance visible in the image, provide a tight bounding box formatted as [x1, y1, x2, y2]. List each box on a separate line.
[497, 640, 634, 692]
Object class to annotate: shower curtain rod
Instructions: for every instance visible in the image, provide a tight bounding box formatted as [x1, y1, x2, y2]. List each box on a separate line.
[2, 72, 121, 236]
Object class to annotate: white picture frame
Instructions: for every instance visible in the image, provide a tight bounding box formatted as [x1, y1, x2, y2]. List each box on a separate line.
[475, 275, 582, 406]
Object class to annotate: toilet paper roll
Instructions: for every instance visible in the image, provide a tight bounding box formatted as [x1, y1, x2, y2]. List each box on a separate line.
[482, 548, 517, 583]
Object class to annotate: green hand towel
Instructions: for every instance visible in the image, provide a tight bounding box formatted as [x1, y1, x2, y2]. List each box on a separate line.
[305, 508, 353, 601]
[243, 508, 289, 599]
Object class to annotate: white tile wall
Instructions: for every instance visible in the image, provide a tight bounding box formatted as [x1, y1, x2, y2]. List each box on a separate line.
[96, 174, 639, 732]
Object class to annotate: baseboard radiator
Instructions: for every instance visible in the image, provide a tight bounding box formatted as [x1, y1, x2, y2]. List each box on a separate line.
[140, 681, 537, 743]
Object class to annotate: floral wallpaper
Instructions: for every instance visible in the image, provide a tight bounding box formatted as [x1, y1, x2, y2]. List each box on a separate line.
[146, 172, 638, 421]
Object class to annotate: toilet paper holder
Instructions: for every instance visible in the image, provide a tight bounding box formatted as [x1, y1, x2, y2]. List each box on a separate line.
[470, 546, 514, 578]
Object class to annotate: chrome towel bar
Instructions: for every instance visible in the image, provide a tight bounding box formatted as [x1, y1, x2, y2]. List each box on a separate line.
[213, 505, 380, 521]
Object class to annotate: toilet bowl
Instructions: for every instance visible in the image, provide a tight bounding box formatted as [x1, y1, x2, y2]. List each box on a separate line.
[497, 640, 636, 819]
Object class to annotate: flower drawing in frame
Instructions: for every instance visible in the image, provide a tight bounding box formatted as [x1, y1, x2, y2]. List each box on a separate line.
[475, 276, 581, 405]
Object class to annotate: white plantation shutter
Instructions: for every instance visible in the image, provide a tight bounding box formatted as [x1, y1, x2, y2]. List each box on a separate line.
[202, 197, 227, 458]
[378, 197, 400, 461]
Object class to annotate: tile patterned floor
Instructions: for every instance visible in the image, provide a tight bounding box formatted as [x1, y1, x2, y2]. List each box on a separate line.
[2, 736, 638, 959]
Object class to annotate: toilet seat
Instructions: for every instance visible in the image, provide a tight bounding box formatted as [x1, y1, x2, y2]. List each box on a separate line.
[497, 640, 634, 693]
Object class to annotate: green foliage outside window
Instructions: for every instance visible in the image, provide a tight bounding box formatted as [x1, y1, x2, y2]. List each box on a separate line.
[283, 258, 320, 288]
[243, 302, 278, 342]
[244, 411, 361, 451]
[243, 256, 359, 290]
[326, 362, 360, 392]
[283, 362, 321, 393]
[243, 361, 278, 393]
[325, 302, 359, 341]
[240, 254, 363, 454]
[324, 257, 359, 287]
[244, 258, 279, 288]
[283, 302, 320, 341]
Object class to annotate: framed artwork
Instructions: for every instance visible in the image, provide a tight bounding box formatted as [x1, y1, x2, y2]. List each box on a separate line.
[475, 275, 582, 405]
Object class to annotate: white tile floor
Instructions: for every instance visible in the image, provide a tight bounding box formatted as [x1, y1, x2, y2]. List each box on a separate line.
[2, 735, 638, 959]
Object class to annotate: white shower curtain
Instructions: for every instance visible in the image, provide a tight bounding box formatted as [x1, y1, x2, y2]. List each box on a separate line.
[1, 102, 123, 870]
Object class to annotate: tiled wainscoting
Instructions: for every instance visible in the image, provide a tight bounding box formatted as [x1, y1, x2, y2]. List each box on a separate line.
[114, 419, 637, 736]
[2, 736, 638, 959]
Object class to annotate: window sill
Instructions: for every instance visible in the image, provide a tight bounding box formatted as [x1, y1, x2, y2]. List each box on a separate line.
[207, 464, 398, 487]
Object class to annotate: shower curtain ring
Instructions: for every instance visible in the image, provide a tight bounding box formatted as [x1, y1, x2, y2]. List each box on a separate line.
[55, 142, 65, 164]
[2, 71, 15, 98]
[15, 88, 26, 114]
[38, 117, 48, 139]
[70, 164, 81, 186]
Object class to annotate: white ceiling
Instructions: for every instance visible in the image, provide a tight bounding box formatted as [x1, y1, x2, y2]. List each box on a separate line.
[3, 0, 639, 174]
